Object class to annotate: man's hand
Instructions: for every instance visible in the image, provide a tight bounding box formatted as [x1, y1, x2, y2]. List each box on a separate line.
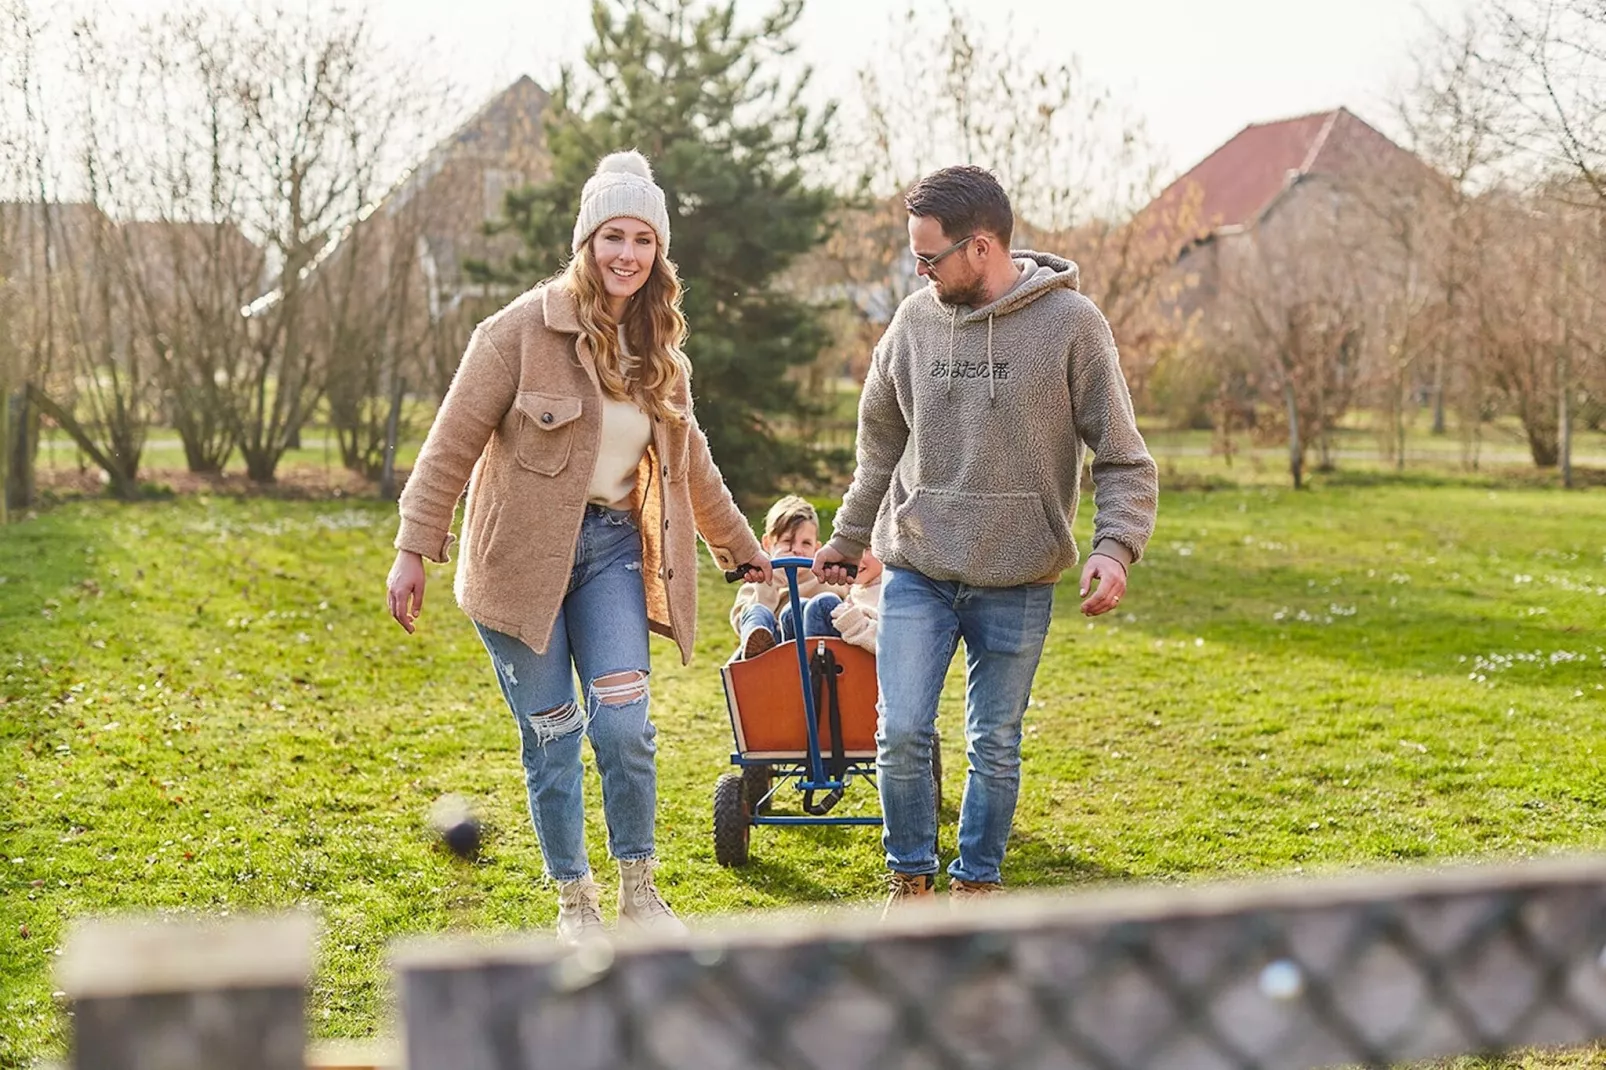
[387, 550, 427, 633]
[1079, 553, 1127, 617]
[731, 552, 773, 585]
[813, 543, 857, 586]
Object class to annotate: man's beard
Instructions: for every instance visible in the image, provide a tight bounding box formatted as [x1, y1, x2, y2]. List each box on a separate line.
[932, 269, 987, 308]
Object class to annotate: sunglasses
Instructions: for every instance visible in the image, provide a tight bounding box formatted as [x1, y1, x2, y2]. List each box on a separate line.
[913, 234, 975, 272]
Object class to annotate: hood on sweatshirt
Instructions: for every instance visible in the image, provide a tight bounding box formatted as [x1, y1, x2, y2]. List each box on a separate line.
[934, 250, 1081, 401]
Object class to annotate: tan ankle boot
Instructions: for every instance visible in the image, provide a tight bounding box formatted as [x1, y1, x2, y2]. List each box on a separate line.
[556, 876, 604, 945]
[618, 857, 688, 935]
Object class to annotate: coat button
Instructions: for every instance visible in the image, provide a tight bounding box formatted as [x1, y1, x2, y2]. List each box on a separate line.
[662, 464, 669, 478]
[662, 518, 670, 531]
[540, 412, 554, 424]
[666, 568, 675, 580]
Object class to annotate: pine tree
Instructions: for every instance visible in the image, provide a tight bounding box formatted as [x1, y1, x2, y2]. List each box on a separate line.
[475, 0, 837, 501]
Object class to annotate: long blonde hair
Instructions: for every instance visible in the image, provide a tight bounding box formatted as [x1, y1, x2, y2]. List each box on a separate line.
[558, 238, 693, 423]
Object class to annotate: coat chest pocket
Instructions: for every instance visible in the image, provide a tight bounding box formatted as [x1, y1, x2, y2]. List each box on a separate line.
[514, 392, 583, 476]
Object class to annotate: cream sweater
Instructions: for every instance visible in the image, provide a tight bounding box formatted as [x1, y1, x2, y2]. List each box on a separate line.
[588, 396, 650, 506]
[586, 328, 651, 507]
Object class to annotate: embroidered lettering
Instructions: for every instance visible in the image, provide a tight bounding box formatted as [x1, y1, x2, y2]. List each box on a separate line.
[929, 361, 1010, 380]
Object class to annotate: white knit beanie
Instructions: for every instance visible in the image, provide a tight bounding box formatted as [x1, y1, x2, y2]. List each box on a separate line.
[571, 150, 671, 254]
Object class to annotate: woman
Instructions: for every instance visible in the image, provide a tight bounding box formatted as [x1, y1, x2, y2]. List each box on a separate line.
[385, 150, 770, 944]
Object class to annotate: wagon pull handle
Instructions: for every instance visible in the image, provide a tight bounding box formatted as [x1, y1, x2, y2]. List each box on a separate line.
[724, 560, 858, 583]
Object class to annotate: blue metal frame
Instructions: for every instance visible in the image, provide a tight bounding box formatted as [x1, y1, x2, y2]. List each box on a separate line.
[771, 555, 837, 791]
[729, 557, 877, 825]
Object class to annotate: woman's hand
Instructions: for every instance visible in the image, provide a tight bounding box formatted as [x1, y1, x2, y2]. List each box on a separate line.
[387, 551, 426, 634]
[731, 552, 773, 585]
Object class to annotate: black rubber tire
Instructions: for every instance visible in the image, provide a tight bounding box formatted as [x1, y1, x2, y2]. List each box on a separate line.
[931, 739, 944, 816]
[741, 764, 774, 815]
[713, 773, 751, 867]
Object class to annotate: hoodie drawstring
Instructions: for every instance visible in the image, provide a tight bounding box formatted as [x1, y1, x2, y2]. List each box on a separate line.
[986, 314, 996, 403]
[946, 308, 998, 403]
[945, 307, 959, 399]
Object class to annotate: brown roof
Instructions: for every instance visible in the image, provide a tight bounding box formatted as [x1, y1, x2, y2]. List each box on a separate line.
[1140, 107, 1434, 251]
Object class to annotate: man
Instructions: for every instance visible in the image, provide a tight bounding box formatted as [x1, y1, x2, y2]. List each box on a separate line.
[813, 165, 1158, 909]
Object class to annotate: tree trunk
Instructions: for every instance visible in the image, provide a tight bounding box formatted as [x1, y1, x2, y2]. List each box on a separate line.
[379, 376, 405, 502]
[26, 385, 142, 500]
[1558, 345, 1572, 489]
[1431, 349, 1447, 436]
[0, 385, 10, 526]
[1395, 379, 1408, 472]
[1283, 381, 1303, 490]
[244, 450, 278, 484]
[1526, 419, 1559, 468]
[7, 389, 39, 511]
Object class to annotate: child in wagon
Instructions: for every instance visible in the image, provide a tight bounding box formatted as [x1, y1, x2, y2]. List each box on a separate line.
[731, 495, 883, 658]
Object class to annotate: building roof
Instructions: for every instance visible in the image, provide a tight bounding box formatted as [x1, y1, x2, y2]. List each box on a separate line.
[1140, 107, 1434, 251]
[244, 75, 550, 317]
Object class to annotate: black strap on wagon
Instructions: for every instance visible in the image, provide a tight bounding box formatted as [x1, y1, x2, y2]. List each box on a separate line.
[802, 644, 847, 816]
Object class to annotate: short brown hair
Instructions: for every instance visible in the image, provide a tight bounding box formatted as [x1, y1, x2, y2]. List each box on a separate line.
[763, 495, 818, 543]
[905, 165, 1013, 246]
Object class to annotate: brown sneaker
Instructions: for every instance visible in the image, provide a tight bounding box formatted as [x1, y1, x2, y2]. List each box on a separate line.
[880, 871, 935, 919]
[949, 878, 1003, 905]
[740, 626, 776, 659]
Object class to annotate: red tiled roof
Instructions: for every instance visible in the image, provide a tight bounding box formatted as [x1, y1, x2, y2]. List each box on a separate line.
[1140, 107, 1432, 250]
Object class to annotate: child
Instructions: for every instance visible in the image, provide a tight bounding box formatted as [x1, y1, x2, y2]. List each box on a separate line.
[731, 495, 885, 657]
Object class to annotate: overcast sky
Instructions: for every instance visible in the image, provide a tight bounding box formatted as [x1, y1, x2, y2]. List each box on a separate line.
[39, 0, 1482, 189]
[350, 0, 1483, 181]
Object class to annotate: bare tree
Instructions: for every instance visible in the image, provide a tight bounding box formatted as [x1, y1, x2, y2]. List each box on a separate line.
[176, 2, 446, 486]
[1473, 0, 1606, 478]
[7, 15, 164, 502]
[835, 3, 1193, 404]
[107, 10, 268, 476]
[313, 92, 459, 482]
[1488, 0, 1606, 207]
[0, 0, 27, 520]
[1397, 11, 1518, 443]
[0, 0, 59, 510]
[1210, 185, 1372, 488]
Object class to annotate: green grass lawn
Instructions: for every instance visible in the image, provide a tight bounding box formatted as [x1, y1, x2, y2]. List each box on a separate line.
[2, 480, 1606, 1067]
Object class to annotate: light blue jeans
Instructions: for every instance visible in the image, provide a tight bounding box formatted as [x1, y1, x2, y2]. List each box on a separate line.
[876, 566, 1054, 884]
[474, 504, 657, 882]
[737, 592, 843, 646]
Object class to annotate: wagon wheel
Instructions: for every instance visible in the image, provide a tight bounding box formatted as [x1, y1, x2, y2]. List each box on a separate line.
[713, 773, 751, 867]
[741, 763, 774, 815]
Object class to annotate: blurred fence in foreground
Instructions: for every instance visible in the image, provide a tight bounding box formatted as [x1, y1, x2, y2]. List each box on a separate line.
[55, 856, 1606, 1070]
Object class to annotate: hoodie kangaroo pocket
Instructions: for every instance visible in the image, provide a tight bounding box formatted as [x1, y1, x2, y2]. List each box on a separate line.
[894, 488, 1061, 586]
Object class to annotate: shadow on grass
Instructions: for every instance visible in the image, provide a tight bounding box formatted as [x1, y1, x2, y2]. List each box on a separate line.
[1004, 827, 1138, 888]
[727, 821, 879, 901]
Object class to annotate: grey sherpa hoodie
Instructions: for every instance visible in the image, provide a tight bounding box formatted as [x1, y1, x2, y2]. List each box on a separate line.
[827, 250, 1158, 588]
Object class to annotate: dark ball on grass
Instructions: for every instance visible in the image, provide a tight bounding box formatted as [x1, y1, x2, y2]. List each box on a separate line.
[429, 793, 482, 860]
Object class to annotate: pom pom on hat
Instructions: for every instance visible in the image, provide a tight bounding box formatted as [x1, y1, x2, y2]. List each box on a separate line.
[594, 150, 654, 180]
[572, 149, 671, 253]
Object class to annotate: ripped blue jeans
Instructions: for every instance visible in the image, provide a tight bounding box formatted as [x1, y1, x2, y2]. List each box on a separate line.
[474, 504, 656, 882]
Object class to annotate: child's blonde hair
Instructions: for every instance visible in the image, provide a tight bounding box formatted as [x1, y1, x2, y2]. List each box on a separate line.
[763, 495, 818, 544]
